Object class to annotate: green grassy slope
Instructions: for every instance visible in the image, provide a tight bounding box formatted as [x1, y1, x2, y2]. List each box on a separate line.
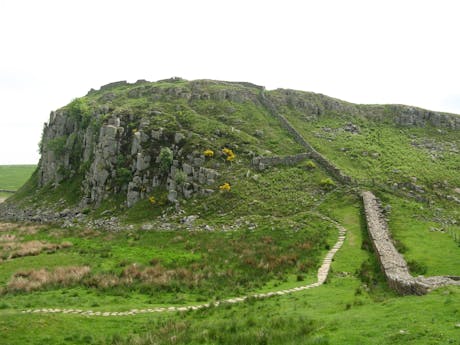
[1, 80, 459, 344]
[274, 94, 460, 276]
[0, 162, 339, 308]
[0, 193, 458, 345]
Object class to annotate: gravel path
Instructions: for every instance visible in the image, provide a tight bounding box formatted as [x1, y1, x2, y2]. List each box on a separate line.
[21, 216, 347, 317]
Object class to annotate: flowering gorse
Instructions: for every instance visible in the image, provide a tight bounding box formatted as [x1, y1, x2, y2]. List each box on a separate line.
[204, 149, 214, 157]
[222, 148, 235, 161]
[219, 182, 231, 192]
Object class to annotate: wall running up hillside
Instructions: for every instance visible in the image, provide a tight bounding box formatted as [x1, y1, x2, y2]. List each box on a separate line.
[259, 93, 353, 185]
[361, 191, 460, 295]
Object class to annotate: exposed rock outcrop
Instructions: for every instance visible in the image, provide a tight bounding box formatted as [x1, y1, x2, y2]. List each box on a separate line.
[20, 78, 460, 213]
[269, 88, 460, 130]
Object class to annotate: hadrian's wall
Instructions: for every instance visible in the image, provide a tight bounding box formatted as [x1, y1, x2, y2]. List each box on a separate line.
[259, 94, 353, 185]
[361, 191, 460, 295]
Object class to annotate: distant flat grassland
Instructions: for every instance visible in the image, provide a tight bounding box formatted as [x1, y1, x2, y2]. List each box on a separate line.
[0, 165, 36, 191]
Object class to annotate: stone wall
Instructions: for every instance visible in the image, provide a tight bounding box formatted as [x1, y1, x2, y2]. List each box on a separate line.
[251, 153, 311, 170]
[362, 191, 460, 295]
[259, 94, 354, 185]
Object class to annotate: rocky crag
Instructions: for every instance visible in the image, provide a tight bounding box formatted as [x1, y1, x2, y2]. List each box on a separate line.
[2, 78, 459, 220]
[37, 79, 460, 209]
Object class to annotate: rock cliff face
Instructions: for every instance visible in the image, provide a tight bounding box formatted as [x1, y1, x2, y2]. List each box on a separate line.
[36, 79, 273, 209]
[268, 89, 460, 130]
[34, 78, 460, 209]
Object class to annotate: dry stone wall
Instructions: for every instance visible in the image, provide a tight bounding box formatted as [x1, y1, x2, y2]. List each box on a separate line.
[362, 191, 460, 295]
[259, 93, 353, 185]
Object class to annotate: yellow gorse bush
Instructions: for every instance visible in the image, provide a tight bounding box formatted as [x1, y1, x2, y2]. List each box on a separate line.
[222, 148, 235, 161]
[204, 149, 214, 157]
[219, 182, 231, 192]
[148, 196, 156, 204]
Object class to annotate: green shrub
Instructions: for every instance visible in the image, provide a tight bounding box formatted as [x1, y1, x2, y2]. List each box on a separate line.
[305, 160, 317, 170]
[67, 98, 91, 128]
[116, 168, 132, 185]
[159, 147, 173, 173]
[174, 170, 187, 186]
[45, 136, 68, 156]
[320, 178, 336, 190]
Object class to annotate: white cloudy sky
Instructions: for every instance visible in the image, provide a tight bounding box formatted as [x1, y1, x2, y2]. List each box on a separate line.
[1, 0, 459, 164]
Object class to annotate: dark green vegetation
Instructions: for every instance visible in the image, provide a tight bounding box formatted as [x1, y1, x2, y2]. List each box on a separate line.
[1, 79, 459, 344]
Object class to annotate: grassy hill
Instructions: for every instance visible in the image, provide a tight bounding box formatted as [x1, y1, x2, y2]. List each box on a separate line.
[0, 79, 459, 344]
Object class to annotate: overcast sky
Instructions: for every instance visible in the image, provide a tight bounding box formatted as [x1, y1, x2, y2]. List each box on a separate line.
[1, 0, 459, 164]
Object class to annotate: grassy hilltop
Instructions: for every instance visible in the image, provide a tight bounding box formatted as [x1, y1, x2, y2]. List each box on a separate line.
[0, 79, 459, 344]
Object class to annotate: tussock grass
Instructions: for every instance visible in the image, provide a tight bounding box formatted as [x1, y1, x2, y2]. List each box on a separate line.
[7, 266, 90, 292]
[0, 223, 44, 235]
[111, 314, 317, 345]
[0, 240, 73, 261]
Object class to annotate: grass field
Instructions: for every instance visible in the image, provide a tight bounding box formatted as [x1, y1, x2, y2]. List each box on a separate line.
[0, 192, 458, 344]
[0, 163, 340, 309]
[0, 165, 36, 194]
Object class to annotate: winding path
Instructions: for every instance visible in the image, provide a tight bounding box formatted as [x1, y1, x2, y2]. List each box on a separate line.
[20, 215, 347, 317]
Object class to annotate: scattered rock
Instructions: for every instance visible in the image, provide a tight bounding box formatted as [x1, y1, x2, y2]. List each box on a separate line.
[254, 129, 264, 137]
[343, 122, 360, 134]
[167, 190, 178, 203]
[181, 215, 198, 225]
[141, 223, 154, 231]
